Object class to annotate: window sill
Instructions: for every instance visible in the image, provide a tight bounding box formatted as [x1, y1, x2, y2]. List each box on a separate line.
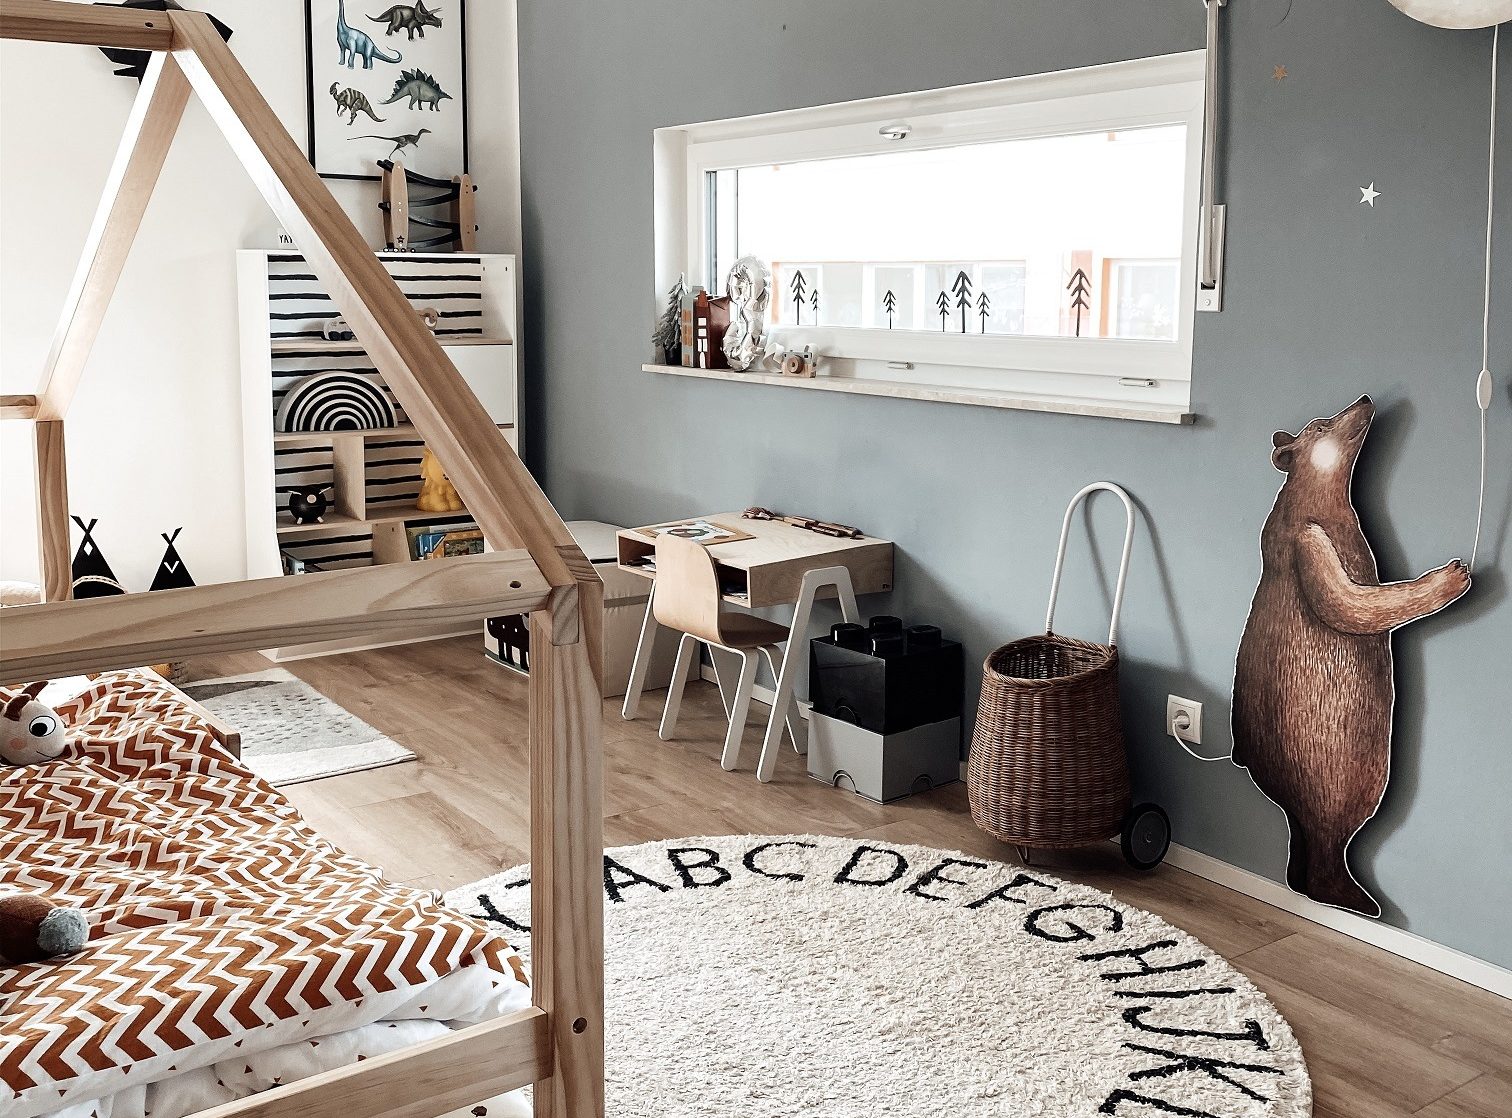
[642, 363, 1194, 426]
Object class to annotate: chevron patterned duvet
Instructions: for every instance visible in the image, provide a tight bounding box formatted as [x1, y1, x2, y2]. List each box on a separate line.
[1, 670, 531, 1118]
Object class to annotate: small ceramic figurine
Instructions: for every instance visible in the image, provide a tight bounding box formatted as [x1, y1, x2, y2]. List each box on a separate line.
[288, 486, 330, 525]
[723, 256, 771, 372]
[417, 447, 464, 512]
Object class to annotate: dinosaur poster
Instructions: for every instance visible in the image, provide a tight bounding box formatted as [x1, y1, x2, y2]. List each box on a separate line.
[1231, 396, 1471, 918]
[305, 0, 468, 181]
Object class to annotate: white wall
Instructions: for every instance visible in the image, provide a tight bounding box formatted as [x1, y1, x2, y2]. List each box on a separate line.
[0, 0, 520, 591]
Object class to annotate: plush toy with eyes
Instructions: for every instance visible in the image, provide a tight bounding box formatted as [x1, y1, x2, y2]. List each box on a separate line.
[1, 681, 70, 767]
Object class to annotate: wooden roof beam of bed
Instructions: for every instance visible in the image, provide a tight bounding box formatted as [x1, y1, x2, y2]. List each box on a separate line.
[33, 50, 191, 422]
[0, 549, 551, 682]
[0, 394, 38, 420]
[0, 0, 175, 50]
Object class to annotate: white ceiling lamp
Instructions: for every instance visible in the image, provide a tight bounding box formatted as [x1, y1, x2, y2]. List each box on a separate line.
[1385, 0, 1512, 28]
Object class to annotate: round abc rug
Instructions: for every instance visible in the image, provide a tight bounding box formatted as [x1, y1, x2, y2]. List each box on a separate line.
[446, 835, 1311, 1118]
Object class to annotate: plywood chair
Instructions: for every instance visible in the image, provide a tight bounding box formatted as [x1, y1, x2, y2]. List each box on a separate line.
[653, 534, 788, 772]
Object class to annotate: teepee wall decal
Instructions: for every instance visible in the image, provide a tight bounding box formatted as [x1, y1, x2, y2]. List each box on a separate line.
[149, 527, 196, 591]
[69, 516, 126, 599]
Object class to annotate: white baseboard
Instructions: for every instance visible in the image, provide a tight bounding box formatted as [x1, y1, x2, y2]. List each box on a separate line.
[1157, 841, 1511, 998]
[955, 765, 1512, 995]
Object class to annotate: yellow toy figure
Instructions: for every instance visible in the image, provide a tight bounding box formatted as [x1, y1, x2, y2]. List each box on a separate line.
[416, 447, 465, 513]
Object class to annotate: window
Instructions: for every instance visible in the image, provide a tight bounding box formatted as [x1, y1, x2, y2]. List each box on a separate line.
[655, 52, 1207, 420]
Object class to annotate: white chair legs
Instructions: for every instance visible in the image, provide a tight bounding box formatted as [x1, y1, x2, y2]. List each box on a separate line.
[658, 632, 700, 741]
[658, 634, 784, 772]
[719, 650, 761, 771]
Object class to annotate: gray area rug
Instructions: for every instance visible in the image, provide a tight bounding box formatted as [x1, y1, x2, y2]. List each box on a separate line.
[182, 668, 415, 785]
[446, 834, 1311, 1118]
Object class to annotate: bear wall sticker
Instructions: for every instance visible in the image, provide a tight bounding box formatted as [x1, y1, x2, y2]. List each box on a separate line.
[1232, 395, 1471, 918]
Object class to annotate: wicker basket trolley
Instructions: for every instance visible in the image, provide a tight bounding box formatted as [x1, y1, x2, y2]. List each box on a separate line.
[968, 482, 1170, 870]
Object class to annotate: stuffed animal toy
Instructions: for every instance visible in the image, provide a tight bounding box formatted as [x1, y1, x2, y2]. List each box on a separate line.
[0, 891, 88, 965]
[1, 681, 70, 766]
[416, 447, 464, 513]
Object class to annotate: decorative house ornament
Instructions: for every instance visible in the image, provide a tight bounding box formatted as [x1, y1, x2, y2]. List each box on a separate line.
[722, 256, 770, 372]
[677, 285, 706, 368]
[148, 528, 196, 592]
[276, 371, 397, 432]
[69, 517, 126, 600]
[306, 0, 469, 181]
[1384, 0, 1512, 28]
[1232, 396, 1471, 918]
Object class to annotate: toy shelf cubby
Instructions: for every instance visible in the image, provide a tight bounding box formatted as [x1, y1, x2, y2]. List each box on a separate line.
[237, 250, 520, 660]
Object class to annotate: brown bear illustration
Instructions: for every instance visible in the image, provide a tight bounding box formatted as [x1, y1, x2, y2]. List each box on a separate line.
[1232, 395, 1470, 917]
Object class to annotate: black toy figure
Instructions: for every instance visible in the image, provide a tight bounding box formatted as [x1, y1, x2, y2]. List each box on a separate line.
[288, 487, 330, 525]
[96, 2, 232, 81]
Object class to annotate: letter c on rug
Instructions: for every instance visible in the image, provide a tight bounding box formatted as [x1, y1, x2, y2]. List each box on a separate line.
[742, 840, 816, 881]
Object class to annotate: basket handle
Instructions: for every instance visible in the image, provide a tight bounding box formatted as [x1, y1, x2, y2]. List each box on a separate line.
[1044, 482, 1136, 647]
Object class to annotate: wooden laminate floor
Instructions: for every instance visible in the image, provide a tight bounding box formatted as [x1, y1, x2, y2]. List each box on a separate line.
[193, 637, 1511, 1118]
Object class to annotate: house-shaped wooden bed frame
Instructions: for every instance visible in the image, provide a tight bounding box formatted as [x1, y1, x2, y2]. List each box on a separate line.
[0, 3, 605, 1116]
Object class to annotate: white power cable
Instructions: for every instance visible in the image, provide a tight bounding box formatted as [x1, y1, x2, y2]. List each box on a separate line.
[1471, 24, 1499, 572]
[1169, 714, 1231, 763]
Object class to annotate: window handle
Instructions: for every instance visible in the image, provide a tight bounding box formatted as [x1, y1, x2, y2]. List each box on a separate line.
[1198, 0, 1228, 312]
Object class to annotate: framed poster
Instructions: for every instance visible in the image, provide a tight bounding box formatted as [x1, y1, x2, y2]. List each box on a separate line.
[305, 0, 469, 182]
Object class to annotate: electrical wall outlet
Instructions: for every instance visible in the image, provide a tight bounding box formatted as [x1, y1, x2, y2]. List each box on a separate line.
[1167, 696, 1203, 745]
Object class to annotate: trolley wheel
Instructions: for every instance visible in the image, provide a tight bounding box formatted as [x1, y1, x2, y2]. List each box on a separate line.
[1120, 803, 1170, 871]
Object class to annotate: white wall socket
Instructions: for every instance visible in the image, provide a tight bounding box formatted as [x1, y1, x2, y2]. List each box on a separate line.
[1167, 696, 1203, 745]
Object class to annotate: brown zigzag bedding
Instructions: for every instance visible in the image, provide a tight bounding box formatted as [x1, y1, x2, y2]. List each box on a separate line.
[0, 670, 529, 1118]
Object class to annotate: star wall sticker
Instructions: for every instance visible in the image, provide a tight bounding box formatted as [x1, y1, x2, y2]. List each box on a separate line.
[1273, 64, 1288, 81]
[1359, 183, 1382, 206]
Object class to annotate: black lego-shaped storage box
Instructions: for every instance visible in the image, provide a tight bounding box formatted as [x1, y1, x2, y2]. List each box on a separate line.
[809, 617, 963, 734]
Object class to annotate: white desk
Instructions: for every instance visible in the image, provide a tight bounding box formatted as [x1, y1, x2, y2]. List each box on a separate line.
[617, 513, 895, 782]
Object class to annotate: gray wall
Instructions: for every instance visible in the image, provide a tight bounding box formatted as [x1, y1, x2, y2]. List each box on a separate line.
[517, 0, 1511, 968]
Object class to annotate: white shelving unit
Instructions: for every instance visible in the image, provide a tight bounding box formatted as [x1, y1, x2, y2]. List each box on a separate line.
[237, 250, 520, 660]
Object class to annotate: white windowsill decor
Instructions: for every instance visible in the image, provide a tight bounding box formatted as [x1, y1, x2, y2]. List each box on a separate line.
[642, 363, 1194, 425]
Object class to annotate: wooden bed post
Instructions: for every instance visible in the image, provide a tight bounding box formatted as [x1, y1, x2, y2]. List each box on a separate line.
[33, 419, 71, 602]
[531, 577, 606, 1118]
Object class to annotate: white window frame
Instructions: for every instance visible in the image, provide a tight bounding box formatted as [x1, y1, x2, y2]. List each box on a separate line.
[652, 52, 1207, 421]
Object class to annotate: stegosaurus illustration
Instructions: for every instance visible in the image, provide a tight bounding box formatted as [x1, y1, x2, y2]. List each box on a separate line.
[381, 68, 453, 111]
